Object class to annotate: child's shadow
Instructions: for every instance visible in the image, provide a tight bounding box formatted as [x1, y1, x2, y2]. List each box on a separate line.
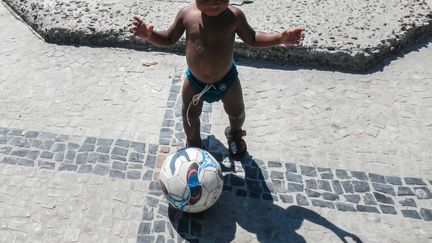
[168, 136, 362, 243]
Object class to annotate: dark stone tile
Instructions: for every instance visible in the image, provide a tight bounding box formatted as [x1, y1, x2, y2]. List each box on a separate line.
[97, 154, 110, 163]
[356, 205, 380, 213]
[322, 192, 339, 201]
[11, 149, 30, 157]
[131, 142, 146, 153]
[30, 139, 42, 148]
[111, 146, 128, 156]
[397, 186, 415, 196]
[24, 131, 39, 138]
[142, 170, 153, 180]
[296, 194, 309, 206]
[270, 171, 284, 179]
[97, 146, 111, 153]
[87, 153, 99, 163]
[149, 144, 158, 155]
[351, 171, 368, 181]
[317, 167, 331, 172]
[76, 152, 89, 164]
[420, 208, 432, 221]
[305, 189, 321, 197]
[160, 128, 174, 139]
[27, 150, 40, 160]
[362, 193, 377, 205]
[300, 165, 316, 177]
[17, 158, 34, 167]
[286, 172, 303, 183]
[236, 189, 247, 197]
[352, 181, 370, 193]
[112, 161, 127, 171]
[40, 140, 54, 150]
[318, 180, 332, 192]
[320, 172, 334, 180]
[373, 192, 394, 205]
[399, 198, 416, 207]
[386, 176, 402, 185]
[142, 207, 154, 220]
[332, 180, 344, 195]
[138, 222, 152, 235]
[84, 137, 97, 144]
[145, 155, 156, 168]
[280, 194, 294, 203]
[414, 187, 432, 199]
[0, 146, 12, 155]
[155, 235, 165, 243]
[93, 164, 109, 175]
[116, 139, 131, 148]
[78, 144, 95, 152]
[55, 135, 69, 142]
[246, 179, 262, 193]
[126, 170, 141, 180]
[285, 163, 297, 173]
[111, 155, 126, 161]
[380, 205, 397, 214]
[97, 138, 113, 146]
[77, 164, 93, 174]
[305, 179, 317, 189]
[369, 173, 386, 183]
[335, 202, 356, 212]
[372, 183, 395, 196]
[344, 194, 361, 204]
[272, 179, 286, 193]
[401, 210, 421, 219]
[40, 151, 54, 159]
[38, 160, 55, 170]
[287, 183, 304, 192]
[59, 163, 77, 172]
[65, 150, 76, 162]
[262, 193, 273, 200]
[153, 220, 165, 233]
[404, 177, 426, 185]
[0, 157, 17, 165]
[190, 219, 202, 237]
[311, 199, 335, 209]
[52, 143, 66, 152]
[268, 161, 282, 168]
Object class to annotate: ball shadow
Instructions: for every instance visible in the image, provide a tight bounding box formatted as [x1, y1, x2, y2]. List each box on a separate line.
[168, 136, 363, 243]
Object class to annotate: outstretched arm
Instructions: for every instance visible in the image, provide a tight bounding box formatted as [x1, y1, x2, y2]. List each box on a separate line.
[236, 10, 305, 48]
[131, 8, 185, 47]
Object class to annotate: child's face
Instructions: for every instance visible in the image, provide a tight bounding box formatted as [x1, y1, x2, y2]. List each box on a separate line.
[196, 0, 229, 17]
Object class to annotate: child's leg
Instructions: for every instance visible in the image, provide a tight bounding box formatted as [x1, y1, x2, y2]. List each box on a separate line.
[221, 78, 245, 131]
[182, 77, 204, 147]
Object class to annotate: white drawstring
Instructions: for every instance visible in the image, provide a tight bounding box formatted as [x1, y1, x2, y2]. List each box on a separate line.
[186, 84, 215, 127]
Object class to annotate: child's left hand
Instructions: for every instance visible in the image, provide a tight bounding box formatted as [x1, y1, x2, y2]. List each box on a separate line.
[281, 28, 305, 46]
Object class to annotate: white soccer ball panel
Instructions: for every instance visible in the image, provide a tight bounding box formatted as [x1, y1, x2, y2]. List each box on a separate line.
[167, 175, 187, 198]
[200, 170, 220, 193]
[205, 187, 223, 208]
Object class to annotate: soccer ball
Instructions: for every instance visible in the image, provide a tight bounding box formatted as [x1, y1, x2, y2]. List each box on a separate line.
[159, 147, 224, 213]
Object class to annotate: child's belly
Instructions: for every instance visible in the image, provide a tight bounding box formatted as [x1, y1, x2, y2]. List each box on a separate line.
[186, 44, 235, 84]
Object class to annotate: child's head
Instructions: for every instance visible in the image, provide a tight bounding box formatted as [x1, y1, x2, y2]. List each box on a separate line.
[196, 0, 229, 17]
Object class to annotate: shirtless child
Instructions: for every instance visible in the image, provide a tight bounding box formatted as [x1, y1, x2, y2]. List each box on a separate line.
[131, 0, 304, 156]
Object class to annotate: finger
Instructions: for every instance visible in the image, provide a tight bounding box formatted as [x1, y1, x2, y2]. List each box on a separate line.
[131, 27, 137, 33]
[146, 24, 154, 32]
[133, 16, 143, 24]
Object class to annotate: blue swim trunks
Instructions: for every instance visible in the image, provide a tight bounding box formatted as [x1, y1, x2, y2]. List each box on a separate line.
[186, 62, 238, 103]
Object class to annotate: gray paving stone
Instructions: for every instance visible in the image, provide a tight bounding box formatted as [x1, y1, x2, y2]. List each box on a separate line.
[420, 208, 432, 221]
[380, 205, 397, 214]
[356, 205, 380, 214]
[97, 154, 110, 163]
[142, 208, 154, 221]
[111, 154, 126, 161]
[24, 131, 38, 138]
[372, 183, 395, 196]
[286, 172, 303, 183]
[322, 192, 339, 201]
[311, 199, 335, 209]
[115, 139, 131, 148]
[97, 138, 113, 146]
[246, 179, 262, 193]
[317, 167, 331, 172]
[386, 176, 403, 185]
[77, 164, 93, 174]
[0, 146, 12, 154]
[148, 144, 158, 155]
[415, 187, 432, 199]
[285, 163, 297, 173]
[138, 222, 152, 235]
[30, 139, 42, 148]
[142, 170, 153, 181]
[305, 189, 321, 197]
[38, 160, 55, 170]
[145, 155, 156, 168]
[280, 194, 294, 203]
[109, 169, 125, 179]
[126, 170, 141, 180]
[129, 152, 145, 163]
[65, 150, 76, 162]
[300, 165, 316, 177]
[401, 210, 422, 219]
[305, 179, 317, 189]
[320, 171, 334, 179]
[397, 186, 415, 196]
[344, 194, 361, 204]
[270, 171, 284, 179]
[59, 163, 78, 171]
[272, 179, 286, 193]
[268, 161, 282, 168]
[78, 143, 95, 152]
[296, 194, 309, 206]
[318, 180, 332, 192]
[335, 169, 351, 179]
[399, 198, 417, 207]
[93, 164, 109, 175]
[362, 193, 378, 205]
[97, 146, 111, 153]
[404, 177, 427, 185]
[331, 180, 344, 195]
[17, 158, 34, 167]
[52, 143, 66, 152]
[352, 181, 370, 193]
[87, 153, 99, 163]
[112, 146, 128, 156]
[373, 192, 394, 205]
[287, 182, 304, 192]
[132, 142, 146, 153]
[1, 157, 18, 165]
[11, 148, 30, 157]
[84, 137, 97, 144]
[41, 140, 54, 150]
[55, 135, 68, 142]
[54, 151, 65, 162]
[369, 173, 386, 183]
[155, 235, 165, 243]
[351, 171, 368, 181]
[27, 150, 40, 160]
[67, 143, 80, 150]
[335, 202, 356, 212]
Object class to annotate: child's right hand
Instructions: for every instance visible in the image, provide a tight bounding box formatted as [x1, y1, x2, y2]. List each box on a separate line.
[131, 16, 154, 40]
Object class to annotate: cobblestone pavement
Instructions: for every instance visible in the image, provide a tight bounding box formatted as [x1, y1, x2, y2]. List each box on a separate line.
[1, 2, 432, 243]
